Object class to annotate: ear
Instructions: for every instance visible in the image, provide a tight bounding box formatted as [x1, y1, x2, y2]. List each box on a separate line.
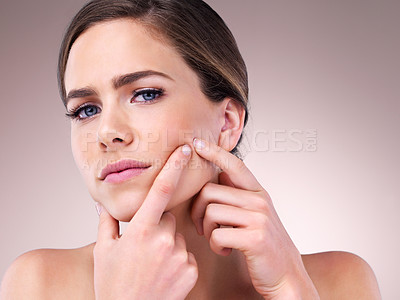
[217, 98, 246, 152]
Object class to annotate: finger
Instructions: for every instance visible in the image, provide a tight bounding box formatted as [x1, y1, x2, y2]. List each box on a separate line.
[191, 182, 266, 235]
[203, 203, 251, 241]
[96, 203, 120, 243]
[134, 144, 192, 225]
[173, 251, 198, 299]
[187, 251, 197, 267]
[174, 232, 187, 250]
[158, 211, 177, 236]
[192, 137, 263, 192]
[209, 227, 251, 256]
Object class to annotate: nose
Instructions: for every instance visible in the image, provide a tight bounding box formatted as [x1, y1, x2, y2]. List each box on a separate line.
[96, 105, 134, 151]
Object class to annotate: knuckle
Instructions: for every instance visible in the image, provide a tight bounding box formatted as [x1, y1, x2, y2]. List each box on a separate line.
[174, 250, 189, 264]
[204, 203, 218, 217]
[156, 181, 174, 198]
[186, 264, 199, 282]
[134, 224, 152, 241]
[191, 185, 215, 219]
[255, 201, 269, 213]
[249, 229, 268, 246]
[203, 182, 217, 194]
[196, 182, 214, 202]
[253, 194, 270, 212]
[157, 232, 175, 250]
[210, 229, 222, 245]
[254, 212, 269, 228]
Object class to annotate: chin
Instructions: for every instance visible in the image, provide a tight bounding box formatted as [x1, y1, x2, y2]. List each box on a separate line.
[111, 201, 143, 222]
[94, 188, 149, 222]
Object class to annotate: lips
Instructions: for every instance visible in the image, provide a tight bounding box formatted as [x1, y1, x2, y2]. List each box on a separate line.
[99, 159, 151, 180]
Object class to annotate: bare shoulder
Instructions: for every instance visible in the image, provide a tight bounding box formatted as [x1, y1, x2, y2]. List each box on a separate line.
[0, 243, 95, 300]
[301, 251, 381, 300]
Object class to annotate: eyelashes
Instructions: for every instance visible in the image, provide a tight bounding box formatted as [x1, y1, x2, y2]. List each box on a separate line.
[65, 104, 99, 121]
[65, 88, 164, 121]
[134, 88, 164, 103]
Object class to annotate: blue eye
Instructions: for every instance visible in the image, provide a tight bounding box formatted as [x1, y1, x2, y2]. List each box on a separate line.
[132, 88, 164, 103]
[65, 88, 164, 122]
[80, 106, 99, 118]
[65, 104, 101, 121]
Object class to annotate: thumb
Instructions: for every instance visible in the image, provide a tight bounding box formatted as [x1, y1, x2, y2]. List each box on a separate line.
[96, 202, 120, 243]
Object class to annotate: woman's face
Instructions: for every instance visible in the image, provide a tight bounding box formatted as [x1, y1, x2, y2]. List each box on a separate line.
[64, 19, 225, 222]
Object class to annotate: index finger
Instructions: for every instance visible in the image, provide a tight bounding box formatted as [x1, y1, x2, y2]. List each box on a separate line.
[192, 137, 263, 192]
[133, 144, 192, 225]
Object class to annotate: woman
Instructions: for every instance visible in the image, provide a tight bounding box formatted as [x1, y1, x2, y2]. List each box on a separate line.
[1, 0, 381, 299]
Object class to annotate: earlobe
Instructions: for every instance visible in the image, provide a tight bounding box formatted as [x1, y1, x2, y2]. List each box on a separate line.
[218, 98, 245, 151]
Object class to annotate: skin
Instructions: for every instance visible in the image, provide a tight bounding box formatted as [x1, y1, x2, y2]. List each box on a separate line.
[65, 19, 223, 223]
[0, 19, 381, 300]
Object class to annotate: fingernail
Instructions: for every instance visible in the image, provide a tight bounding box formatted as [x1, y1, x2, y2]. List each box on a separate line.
[182, 144, 192, 156]
[193, 138, 205, 150]
[95, 202, 103, 216]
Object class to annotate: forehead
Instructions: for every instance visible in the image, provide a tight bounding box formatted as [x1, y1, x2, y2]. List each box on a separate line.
[64, 19, 196, 93]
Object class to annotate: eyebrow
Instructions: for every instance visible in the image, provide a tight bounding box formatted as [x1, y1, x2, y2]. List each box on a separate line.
[65, 70, 174, 105]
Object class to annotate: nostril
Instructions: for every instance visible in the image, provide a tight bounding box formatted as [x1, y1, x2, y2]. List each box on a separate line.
[113, 137, 123, 142]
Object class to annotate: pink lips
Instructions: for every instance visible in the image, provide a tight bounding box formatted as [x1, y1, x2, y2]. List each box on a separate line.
[100, 159, 151, 183]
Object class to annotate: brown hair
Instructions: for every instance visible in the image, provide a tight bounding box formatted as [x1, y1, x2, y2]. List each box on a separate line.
[58, 0, 249, 158]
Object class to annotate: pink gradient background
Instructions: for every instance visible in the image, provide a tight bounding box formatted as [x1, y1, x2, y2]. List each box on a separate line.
[0, 0, 399, 298]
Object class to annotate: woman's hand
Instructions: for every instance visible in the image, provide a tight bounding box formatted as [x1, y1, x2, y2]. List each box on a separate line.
[191, 138, 320, 299]
[93, 145, 198, 300]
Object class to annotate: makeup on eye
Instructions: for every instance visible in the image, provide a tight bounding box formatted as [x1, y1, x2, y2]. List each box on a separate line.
[64, 87, 165, 121]
[65, 102, 101, 121]
[131, 87, 164, 103]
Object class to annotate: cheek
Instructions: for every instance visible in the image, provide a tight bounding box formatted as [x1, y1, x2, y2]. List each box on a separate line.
[151, 110, 218, 148]
[70, 128, 98, 184]
[166, 151, 217, 211]
[152, 105, 220, 208]
[71, 132, 86, 172]
[142, 117, 218, 211]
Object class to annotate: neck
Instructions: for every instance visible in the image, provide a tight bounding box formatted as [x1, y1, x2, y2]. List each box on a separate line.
[168, 174, 261, 299]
